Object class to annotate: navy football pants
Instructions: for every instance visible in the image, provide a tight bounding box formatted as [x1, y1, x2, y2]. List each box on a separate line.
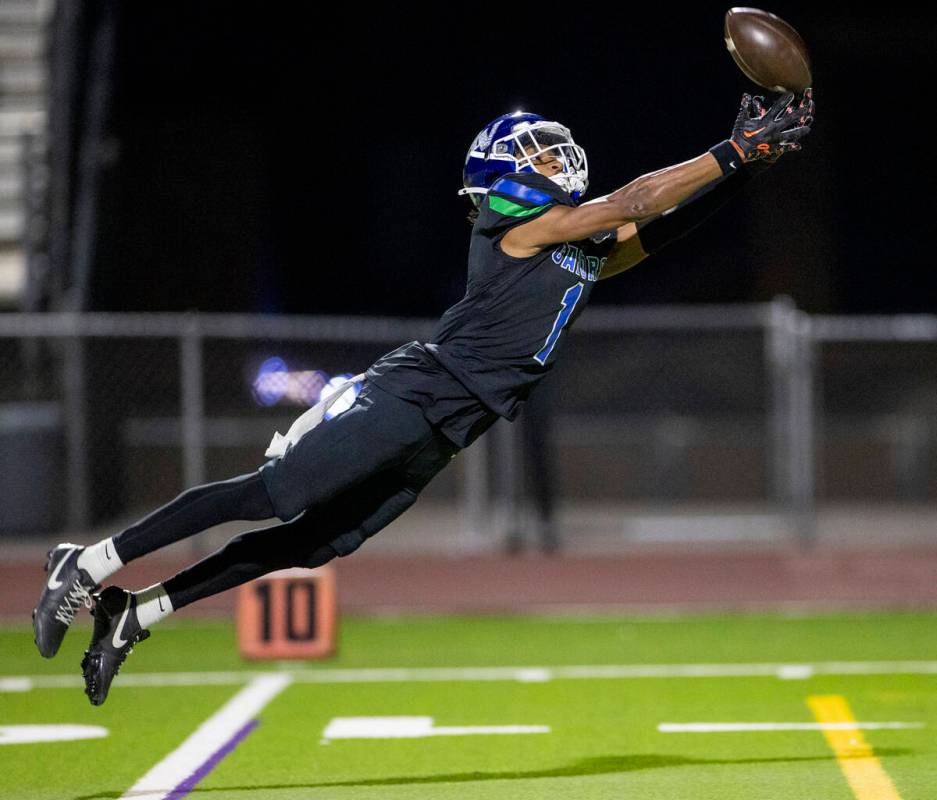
[113, 382, 458, 609]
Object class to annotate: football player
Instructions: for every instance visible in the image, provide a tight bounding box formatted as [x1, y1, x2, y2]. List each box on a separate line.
[32, 90, 813, 705]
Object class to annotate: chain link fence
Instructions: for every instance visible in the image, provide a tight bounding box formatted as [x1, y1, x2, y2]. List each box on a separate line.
[1, 303, 935, 549]
[813, 319, 937, 502]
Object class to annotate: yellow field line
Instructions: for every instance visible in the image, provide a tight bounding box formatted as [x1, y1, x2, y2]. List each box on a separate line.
[807, 695, 904, 800]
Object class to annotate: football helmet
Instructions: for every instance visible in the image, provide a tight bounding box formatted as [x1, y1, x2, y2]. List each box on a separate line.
[460, 111, 589, 207]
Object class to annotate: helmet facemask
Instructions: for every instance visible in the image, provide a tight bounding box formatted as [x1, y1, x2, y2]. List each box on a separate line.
[460, 112, 589, 208]
[497, 122, 589, 200]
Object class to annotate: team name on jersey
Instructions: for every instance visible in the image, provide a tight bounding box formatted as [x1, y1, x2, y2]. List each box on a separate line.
[551, 243, 605, 283]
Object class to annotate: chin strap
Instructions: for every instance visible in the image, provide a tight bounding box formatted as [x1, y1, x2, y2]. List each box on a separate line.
[549, 172, 587, 200]
[457, 187, 488, 197]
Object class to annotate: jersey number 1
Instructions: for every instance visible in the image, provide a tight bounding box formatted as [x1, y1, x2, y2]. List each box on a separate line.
[534, 282, 584, 365]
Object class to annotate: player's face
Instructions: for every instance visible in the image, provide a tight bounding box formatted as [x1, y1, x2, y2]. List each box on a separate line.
[522, 145, 564, 178]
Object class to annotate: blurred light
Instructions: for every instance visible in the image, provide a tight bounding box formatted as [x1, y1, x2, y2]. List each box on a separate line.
[284, 369, 330, 406]
[252, 359, 358, 410]
[252, 357, 289, 406]
[322, 374, 362, 420]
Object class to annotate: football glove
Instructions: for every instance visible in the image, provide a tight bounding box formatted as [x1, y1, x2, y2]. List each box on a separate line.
[730, 88, 814, 163]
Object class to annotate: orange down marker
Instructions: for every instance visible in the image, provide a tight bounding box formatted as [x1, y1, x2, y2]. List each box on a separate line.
[236, 566, 337, 660]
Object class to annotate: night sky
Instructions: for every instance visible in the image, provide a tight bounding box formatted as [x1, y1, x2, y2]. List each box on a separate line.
[87, 3, 937, 316]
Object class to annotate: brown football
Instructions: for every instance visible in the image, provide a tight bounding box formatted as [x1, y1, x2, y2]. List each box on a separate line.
[724, 8, 812, 92]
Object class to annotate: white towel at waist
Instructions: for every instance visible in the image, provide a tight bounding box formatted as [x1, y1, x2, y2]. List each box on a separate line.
[264, 372, 366, 458]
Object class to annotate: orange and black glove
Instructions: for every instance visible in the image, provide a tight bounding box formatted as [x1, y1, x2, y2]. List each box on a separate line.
[730, 89, 814, 163]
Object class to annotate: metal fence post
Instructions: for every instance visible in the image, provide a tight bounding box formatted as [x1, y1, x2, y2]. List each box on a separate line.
[179, 319, 206, 494]
[790, 312, 817, 545]
[766, 296, 817, 546]
[493, 417, 519, 547]
[767, 296, 795, 508]
[460, 431, 490, 551]
[63, 328, 90, 531]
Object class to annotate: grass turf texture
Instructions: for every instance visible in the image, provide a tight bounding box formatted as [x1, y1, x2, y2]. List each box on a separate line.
[0, 612, 935, 799]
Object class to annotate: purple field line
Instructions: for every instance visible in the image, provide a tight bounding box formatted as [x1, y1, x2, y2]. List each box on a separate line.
[165, 718, 260, 800]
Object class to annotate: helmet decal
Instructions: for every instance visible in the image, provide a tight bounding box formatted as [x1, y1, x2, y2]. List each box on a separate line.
[460, 111, 589, 208]
[470, 124, 495, 154]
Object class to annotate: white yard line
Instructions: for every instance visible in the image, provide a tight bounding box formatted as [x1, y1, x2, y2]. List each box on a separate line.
[5, 660, 937, 692]
[322, 716, 551, 740]
[0, 724, 110, 744]
[659, 722, 925, 733]
[118, 673, 291, 800]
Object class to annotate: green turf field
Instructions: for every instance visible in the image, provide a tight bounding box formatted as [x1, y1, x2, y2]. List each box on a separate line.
[2, 612, 936, 799]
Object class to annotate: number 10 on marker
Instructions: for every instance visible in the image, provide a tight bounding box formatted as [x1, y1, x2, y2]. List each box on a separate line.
[236, 566, 338, 660]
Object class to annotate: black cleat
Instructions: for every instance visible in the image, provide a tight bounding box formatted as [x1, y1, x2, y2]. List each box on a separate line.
[33, 544, 99, 658]
[81, 586, 150, 706]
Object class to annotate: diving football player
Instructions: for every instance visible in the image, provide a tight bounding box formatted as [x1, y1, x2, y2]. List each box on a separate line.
[33, 90, 814, 704]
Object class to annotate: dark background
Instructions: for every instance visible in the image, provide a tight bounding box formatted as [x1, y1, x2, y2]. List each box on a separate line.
[56, 3, 937, 316]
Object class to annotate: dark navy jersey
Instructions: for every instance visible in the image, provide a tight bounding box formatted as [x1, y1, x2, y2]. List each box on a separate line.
[365, 341, 497, 447]
[369, 171, 616, 445]
[426, 171, 616, 419]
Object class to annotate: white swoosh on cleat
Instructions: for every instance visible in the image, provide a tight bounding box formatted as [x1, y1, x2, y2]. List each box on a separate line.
[111, 594, 132, 649]
[47, 548, 76, 590]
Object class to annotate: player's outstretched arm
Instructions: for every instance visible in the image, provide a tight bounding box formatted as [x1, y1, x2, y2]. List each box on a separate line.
[596, 223, 648, 280]
[597, 165, 752, 280]
[503, 90, 814, 259]
[596, 90, 814, 280]
[599, 158, 756, 280]
[503, 153, 723, 257]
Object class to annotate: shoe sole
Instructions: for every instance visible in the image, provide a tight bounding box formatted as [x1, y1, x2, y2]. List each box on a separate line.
[81, 615, 148, 707]
[81, 650, 109, 706]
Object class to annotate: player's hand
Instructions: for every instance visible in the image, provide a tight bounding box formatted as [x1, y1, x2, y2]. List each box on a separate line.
[730, 88, 814, 163]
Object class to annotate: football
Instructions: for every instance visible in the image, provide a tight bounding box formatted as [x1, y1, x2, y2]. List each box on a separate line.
[724, 7, 812, 92]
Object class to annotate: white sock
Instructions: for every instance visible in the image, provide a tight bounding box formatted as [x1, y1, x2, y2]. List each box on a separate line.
[134, 583, 174, 629]
[76, 537, 124, 584]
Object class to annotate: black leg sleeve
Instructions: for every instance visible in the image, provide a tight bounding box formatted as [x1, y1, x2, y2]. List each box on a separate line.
[161, 478, 418, 610]
[112, 472, 275, 563]
[161, 427, 459, 611]
[163, 515, 339, 610]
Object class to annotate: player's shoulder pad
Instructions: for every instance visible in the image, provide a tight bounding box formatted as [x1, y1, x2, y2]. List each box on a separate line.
[487, 171, 574, 216]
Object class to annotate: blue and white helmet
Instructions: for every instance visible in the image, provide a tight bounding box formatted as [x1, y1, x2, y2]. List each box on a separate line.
[459, 111, 589, 208]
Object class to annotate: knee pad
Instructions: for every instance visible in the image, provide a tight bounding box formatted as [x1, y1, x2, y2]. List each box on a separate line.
[403, 434, 459, 492]
[328, 487, 418, 557]
[329, 530, 367, 557]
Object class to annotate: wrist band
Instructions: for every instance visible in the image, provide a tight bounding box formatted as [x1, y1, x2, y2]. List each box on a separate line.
[708, 140, 741, 176]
